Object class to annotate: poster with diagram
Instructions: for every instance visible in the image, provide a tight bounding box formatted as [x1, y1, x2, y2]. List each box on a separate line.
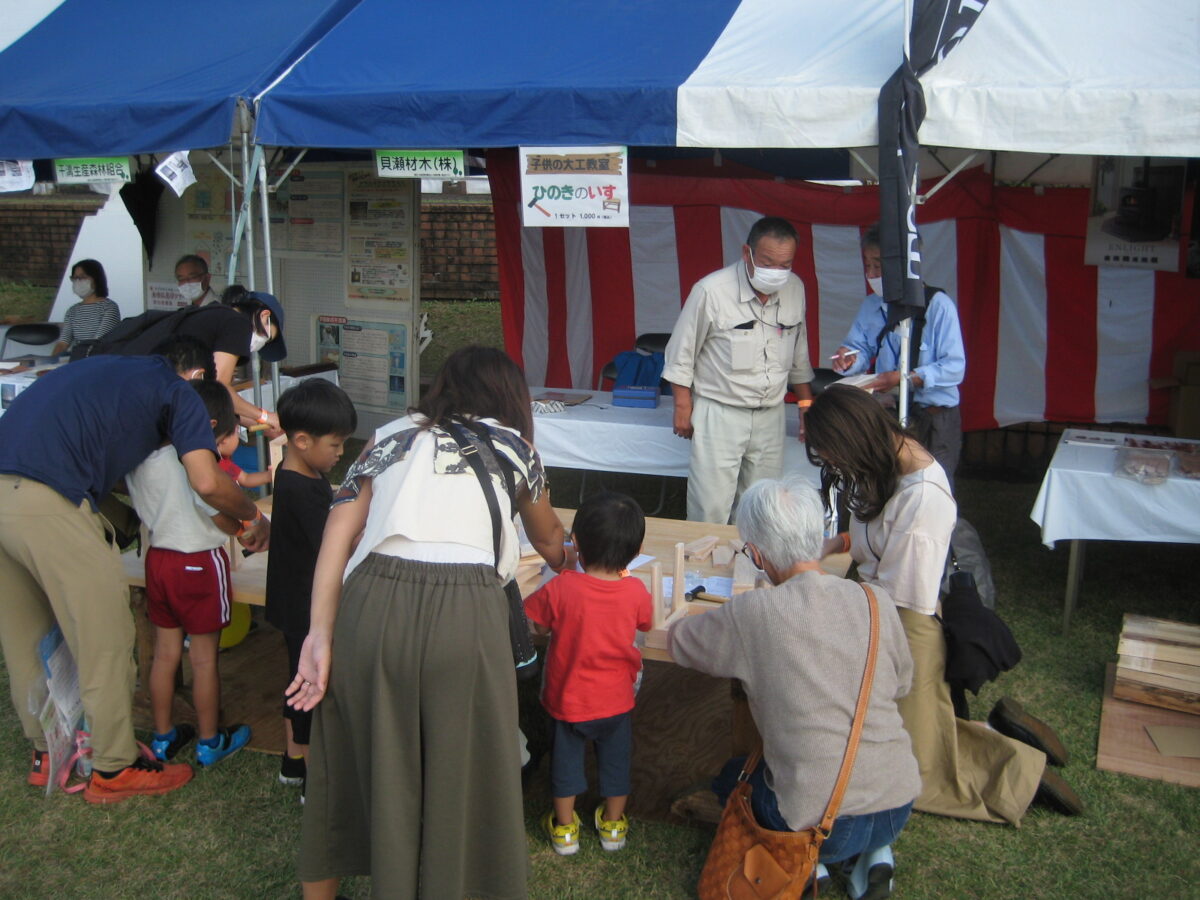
[345, 172, 414, 301]
[315, 314, 409, 413]
[270, 168, 345, 256]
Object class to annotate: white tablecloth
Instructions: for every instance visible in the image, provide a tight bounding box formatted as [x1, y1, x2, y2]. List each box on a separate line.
[531, 389, 821, 487]
[1030, 429, 1200, 547]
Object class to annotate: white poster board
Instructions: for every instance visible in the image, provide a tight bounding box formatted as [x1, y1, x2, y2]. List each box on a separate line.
[518, 145, 629, 228]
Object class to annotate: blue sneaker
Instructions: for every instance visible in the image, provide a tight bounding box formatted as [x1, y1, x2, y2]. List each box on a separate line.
[195, 725, 251, 767]
[150, 724, 196, 762]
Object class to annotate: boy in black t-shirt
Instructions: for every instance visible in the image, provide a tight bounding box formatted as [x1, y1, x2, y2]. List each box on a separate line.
[265, 379, 357, 797]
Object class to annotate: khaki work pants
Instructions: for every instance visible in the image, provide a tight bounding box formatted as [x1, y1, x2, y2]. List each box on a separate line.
[0, 475, 138, 771]
[687, 396, 785, 525]
[896, 607, 1044, 826]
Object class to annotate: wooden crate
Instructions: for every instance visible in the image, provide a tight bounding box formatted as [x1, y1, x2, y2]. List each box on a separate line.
[1114, 615, 1200, 716]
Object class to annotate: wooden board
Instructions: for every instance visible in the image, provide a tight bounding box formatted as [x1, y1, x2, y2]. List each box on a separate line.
[1115, 614, 1200, 715]
[1097, 663, 1200, 788]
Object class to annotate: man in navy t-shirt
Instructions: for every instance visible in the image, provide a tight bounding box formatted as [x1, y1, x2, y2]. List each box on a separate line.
[0, 338, 269, 803]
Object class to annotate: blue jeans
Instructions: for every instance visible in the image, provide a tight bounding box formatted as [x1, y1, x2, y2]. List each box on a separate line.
[712, 757, 913, 865]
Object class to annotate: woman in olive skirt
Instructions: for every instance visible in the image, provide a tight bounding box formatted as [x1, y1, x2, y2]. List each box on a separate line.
[287, 346, 571, 899]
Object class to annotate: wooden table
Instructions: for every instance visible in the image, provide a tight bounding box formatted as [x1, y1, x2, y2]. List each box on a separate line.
[123, 504, 850, 818]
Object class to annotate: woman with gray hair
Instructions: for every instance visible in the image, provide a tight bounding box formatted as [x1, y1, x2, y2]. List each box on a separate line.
[670, 475, 920, 900]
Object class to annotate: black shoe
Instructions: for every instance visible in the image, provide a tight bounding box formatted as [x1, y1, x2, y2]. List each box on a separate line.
[279, 753, 306, 786]
[1035, 768, 1084, 815]
[150, 723, 196, 762]
[988, 697, 1069, 767]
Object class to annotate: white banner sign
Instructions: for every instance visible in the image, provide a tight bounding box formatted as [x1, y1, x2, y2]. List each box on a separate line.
[519, 145, 628, 228]
[155, 151, 197, 197]
[147, 282, 187, 311]
[0, 160, 35, 193]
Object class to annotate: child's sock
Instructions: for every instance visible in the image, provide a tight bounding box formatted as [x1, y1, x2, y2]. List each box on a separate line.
[199, 734, 221, 749]
[154, 727, 177, 743]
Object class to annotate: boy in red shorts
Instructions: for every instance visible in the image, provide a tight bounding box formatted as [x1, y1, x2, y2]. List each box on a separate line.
[126, 380, 255, 767]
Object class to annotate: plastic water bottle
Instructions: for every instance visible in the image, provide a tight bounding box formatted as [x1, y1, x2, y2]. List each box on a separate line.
[75, 731, 92, 779]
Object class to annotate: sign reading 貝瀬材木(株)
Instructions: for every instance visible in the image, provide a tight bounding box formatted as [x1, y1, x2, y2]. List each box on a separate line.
[54, 157, 132, 184]
[519, 145, 628, 228]
[374, 150, 465, 179]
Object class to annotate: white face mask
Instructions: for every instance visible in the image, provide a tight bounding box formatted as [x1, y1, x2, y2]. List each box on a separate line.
[867, 276, 884, 295]
[71, 278, 93, 299]
[746, 256, 790, 294]
[178, 281, 205, 302]
[248, 330, 270, 354]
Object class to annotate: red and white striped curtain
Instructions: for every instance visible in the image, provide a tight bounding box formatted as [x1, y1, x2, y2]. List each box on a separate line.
[489, 152, 1199, 432]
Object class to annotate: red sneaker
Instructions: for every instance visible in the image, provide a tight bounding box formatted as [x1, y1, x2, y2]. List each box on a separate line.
[82, 756, 193, 804]
[28, 749, 48, 787]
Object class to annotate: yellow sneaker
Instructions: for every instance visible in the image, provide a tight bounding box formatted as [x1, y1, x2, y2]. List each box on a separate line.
[543, 810, 581, 856]
[594, 804, 629, 851]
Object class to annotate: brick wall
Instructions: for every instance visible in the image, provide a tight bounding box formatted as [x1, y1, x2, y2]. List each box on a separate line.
[419, 195, 499, 300]
[0, 197, 106, 284]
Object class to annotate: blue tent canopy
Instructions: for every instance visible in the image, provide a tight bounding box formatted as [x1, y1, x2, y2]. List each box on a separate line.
[0, 0, 359, 158]
[254, 0, 744, 150]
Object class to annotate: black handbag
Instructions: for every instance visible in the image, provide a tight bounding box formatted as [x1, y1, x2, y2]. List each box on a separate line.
[445, 422, 540, 680]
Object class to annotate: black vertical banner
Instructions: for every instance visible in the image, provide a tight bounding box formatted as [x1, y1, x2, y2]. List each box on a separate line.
[878, 0, 988, 327]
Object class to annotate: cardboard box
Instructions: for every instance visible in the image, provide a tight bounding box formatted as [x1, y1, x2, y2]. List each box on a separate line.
[1173, 350, 1200, 384]
[1169, 384, 1200, 439]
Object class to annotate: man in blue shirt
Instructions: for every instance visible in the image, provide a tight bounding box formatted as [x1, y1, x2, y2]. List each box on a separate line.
[832, 226, 966, 490]
[0, 338, 268, 803]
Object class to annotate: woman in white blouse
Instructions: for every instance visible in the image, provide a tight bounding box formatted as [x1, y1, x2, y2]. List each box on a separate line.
[286, 346, 569, 900]
[805, 386, 1081, 830]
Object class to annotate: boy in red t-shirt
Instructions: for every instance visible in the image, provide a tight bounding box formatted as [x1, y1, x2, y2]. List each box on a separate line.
[524, 491, 653, 856]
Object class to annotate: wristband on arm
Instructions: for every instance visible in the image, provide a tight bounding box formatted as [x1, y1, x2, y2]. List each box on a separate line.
[235, 509, 263, 537]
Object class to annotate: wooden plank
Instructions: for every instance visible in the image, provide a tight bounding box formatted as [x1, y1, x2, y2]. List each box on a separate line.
[1118, 654, 1200, 683]
[732, 550, 758, 595]
[1117, 637, 1200, 667]
[684, 535, 720, 561]
[1113, 676, 1200, 716]
[650, 563, 664, 631]
[671, 542, 686, 613]
[1116, 667, 1200, 693]
[711, 544, 735, 567]
[1097, 663, 1200, 787]
[1122, 614, 1200, 646]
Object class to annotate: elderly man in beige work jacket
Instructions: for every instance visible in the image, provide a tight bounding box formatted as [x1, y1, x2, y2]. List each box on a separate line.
[663, 217, 815, 524]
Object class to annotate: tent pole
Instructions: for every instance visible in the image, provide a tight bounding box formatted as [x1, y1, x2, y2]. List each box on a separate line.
[240, 127, 267, 478]
[257, 148, 282, 417]
[897, 317, 912, 427]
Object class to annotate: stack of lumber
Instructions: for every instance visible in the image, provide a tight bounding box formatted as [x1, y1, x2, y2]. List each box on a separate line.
[1114, 615, 1200, 716]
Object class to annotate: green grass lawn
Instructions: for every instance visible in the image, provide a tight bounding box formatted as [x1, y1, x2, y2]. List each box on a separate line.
[1, 288, 1196, 897]
[0, 473, 1197, 899]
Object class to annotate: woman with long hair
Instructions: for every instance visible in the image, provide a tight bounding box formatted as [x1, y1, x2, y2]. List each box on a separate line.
[287, 345, 569, 899]
[805, 386, 1080, 831]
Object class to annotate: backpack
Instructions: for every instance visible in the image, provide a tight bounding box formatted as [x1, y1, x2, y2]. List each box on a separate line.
[69, 304, 222, 361]
[875, 283, 942, 371]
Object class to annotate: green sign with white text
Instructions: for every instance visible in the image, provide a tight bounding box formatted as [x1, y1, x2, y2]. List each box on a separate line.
[54, 157, 132, 184]
[374, 150, 464, 179]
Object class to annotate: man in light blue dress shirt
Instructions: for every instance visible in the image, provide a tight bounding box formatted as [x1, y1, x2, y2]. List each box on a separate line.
[832, 226, 966, 491]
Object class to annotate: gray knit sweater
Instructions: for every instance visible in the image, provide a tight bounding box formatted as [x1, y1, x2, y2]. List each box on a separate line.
[669, 570, 920, 830]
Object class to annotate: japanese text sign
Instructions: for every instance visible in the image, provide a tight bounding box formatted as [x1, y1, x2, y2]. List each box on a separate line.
[374, 150, 465, 179]
[54, 157, 131, 184]
[519, 146, 628, 228]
